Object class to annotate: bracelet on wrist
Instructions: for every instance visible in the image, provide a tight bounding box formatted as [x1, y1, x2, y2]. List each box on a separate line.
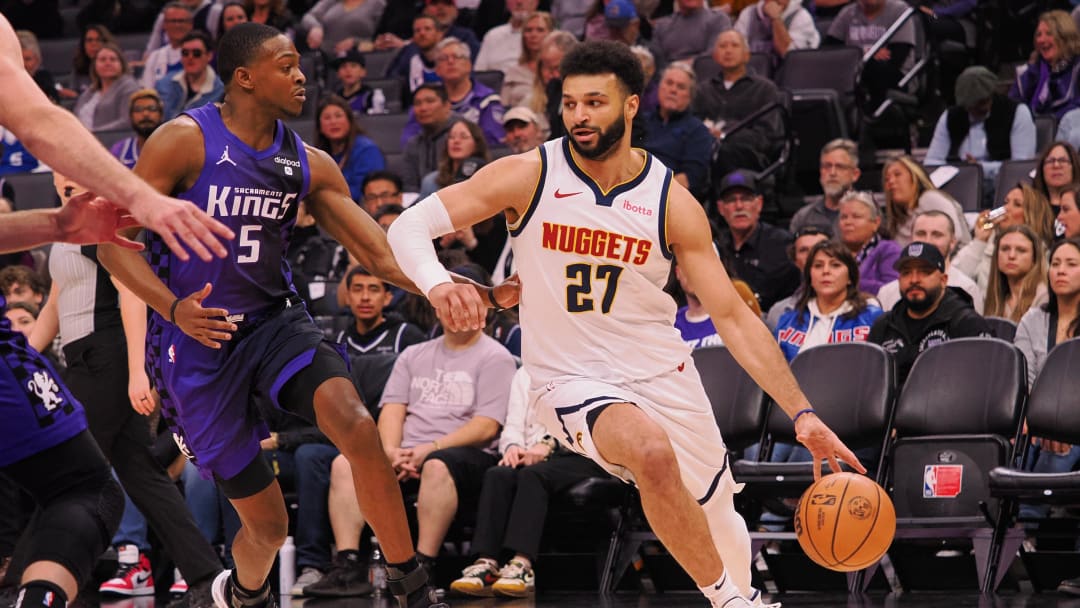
[169, 297, 181, 325]
[488, 288, 507, 312]
[793, 408, 816, 424]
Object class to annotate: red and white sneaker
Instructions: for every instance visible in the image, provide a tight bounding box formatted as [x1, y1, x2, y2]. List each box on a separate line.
[99, 545, 155, 596]
[170, 568, 189, 595]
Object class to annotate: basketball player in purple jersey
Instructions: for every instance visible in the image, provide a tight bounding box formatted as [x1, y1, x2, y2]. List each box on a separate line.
[99, 23, 506, 608]
[388, 41, 865, 608]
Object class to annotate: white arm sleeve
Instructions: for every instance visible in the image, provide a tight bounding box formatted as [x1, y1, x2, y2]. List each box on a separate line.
[386, 193, 457, 297]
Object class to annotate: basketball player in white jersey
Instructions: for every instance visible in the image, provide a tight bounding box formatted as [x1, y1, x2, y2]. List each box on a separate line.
[387, 40, 865, 608]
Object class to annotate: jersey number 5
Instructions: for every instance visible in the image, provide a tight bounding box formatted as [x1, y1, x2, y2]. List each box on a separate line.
[566, 263, 623, 313]
[238, 225, 262, 264]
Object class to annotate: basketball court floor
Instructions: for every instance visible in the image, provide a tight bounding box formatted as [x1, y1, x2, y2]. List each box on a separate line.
[81, 592, 1080, 608]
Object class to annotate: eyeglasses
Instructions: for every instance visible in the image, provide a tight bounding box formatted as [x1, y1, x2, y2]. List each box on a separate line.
[820, 162, 855, 172]
[165, 17, 193, 24]
[435, 54, 468, 64]
[132, 103, 161, 113]
[181, 48, 205, 58]
[365, 191, 401, 202]
[1044, 157, 1072, 166]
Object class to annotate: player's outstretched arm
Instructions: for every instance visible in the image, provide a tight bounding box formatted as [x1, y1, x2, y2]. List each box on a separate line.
[0, 16, 233, 261]
[303, 145, 423, 293]
[666, 186, 866, 479]
[386, 152, 539, 330]
[0, 193, 142, 254]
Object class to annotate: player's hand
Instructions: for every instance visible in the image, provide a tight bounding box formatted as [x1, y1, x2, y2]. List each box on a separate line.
[56, 192, 143, 250]
[260, 432, 279, 451]
[795, 412, 867, 480]
[129, 368, 155, 415]
[126, 192, 235, 262]
[173, 283, 236, 349]
[491, 273, 521, 310]
[429, 282, 487, 332]
[499, 444, 525, 467]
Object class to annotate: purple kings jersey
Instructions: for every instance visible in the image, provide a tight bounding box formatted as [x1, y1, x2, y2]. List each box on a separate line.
[147, 104, 311, 319]
[0, 294, 87, 467]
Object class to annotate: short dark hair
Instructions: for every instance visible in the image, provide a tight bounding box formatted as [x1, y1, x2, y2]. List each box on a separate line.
[0, 265, 45, 297]
[5, 301, 39, 318]
[345, 265, 389, 290]
[217, 22, 282, 87]
[180, 30, 213, 52]
[559, 39, 644, 97]
[413, 82, 449, 103]
[362, 170, 403, 193]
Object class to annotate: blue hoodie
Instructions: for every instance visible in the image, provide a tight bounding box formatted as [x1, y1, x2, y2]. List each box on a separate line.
[775, 300, 884, 362]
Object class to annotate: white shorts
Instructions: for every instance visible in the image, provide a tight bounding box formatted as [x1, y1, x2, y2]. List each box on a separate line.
[532, 357, 740, 506]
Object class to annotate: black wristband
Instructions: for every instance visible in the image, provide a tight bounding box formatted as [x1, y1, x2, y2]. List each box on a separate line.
[169, 297, 181, 325]
[487, 288, 506, 312]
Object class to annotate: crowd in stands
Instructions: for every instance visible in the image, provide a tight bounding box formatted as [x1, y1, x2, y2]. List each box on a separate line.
[7, 0, 1080, 601]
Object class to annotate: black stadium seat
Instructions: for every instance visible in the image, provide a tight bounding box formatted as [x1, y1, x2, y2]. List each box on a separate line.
[927, 163, 984, 212]
[856, 338, 1027, 592]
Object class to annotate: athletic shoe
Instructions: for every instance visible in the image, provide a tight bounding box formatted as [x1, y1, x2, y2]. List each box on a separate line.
[165, 573, 218, 608]
[1059, 575, 1080, 596]
[210, 570, 278, 608]
[99, 545, 155, 596]
[749, 588, 782, 607]
[302, 551, 372, 598]
[449, 559, 499, 597]
[289, 566, 323, 596]
[492, 559, 535, 598]
[170, 568, 189, 595]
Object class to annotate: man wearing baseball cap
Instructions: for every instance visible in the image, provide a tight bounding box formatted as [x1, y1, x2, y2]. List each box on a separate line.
[868, 241, 990, 384]
[714, 169, 800, 311]
[502, 106, 544, 154]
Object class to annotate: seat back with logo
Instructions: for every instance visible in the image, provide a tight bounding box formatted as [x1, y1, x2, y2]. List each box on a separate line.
[888, 337, 1026, 521]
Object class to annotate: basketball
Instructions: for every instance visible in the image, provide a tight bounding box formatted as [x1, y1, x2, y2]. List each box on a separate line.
[794, 472, 896, 572]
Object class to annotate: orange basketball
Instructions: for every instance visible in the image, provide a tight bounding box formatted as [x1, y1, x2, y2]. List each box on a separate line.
[794, 472, 896, 572]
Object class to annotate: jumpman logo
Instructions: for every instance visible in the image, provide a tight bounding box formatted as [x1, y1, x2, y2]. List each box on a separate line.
[216, 145, 237, 167]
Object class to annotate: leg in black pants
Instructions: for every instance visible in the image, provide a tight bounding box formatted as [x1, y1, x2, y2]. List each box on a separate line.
[1, 430, 124, 604]
[62, 331, 222, 588]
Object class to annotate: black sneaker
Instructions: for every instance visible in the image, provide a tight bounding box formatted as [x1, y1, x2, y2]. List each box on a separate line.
[1060, 575, 1080, 596]
[165, 571, 220, 608]
[388, 562, 448, 608]
[303, 551, 373, 598]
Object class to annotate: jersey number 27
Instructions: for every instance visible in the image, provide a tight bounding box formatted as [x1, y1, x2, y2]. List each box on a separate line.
[566, 263, 623, 313]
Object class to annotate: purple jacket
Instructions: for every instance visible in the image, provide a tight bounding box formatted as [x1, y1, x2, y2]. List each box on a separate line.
[856, 236, 901, 295]
[1009, 56, 1080, 119]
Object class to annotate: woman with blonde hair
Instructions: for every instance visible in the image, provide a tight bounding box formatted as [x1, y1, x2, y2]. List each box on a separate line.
[72, 42, 140, 132]
[882, 154, 970, 247]
[501, 12, 554, 108]
[525, 30, 578, 138]
[984, 225, 1049, 322]
[955, 183, 1056, 293]
[1009, 10, 1080, 119]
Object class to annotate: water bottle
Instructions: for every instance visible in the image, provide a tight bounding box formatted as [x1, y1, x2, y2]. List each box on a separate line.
[370, 89, 387, 115]
[369, 537, 387, 596]
[278, 536, 296, 594]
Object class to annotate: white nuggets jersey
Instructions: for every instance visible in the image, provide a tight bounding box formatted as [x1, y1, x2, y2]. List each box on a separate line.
[509, 138, 691, 386]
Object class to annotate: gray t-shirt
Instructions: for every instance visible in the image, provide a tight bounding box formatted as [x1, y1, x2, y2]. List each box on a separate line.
[828, 0, 915, 55]
[381, 334, 516, 453]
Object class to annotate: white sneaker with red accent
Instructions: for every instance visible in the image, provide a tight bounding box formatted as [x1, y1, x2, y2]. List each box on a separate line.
[170, 568, 189, 595]
[99, 545, 155, 596]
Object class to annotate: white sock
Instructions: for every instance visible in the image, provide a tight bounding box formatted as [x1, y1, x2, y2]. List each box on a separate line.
[700, 571, 744, 606]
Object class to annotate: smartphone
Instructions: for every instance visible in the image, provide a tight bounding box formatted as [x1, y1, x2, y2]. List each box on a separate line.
[982, 205, 1007, 229]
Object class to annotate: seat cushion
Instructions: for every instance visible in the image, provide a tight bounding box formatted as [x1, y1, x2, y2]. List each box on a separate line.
[989, 467, 1080, 501]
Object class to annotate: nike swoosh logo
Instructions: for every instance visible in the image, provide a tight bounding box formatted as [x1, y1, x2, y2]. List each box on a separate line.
[554, 189, 582, 199]
[134, 573, 151, 585]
